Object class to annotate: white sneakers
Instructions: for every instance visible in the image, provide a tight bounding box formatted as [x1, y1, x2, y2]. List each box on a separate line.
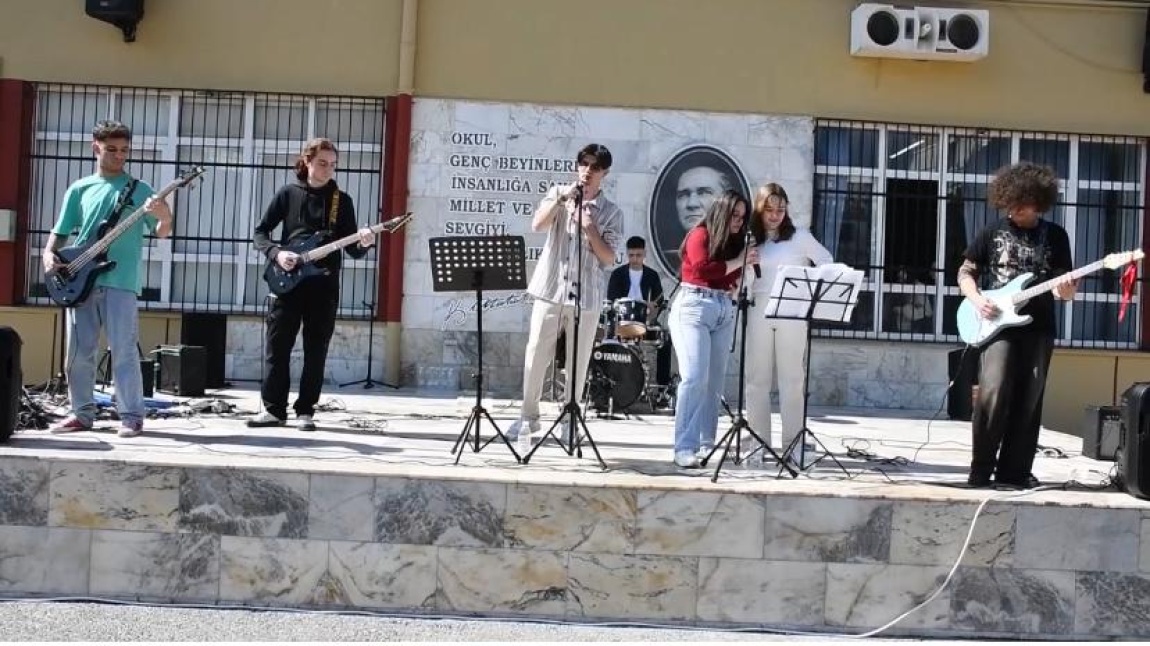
[674, 450, 700, 468]
[505, 419, 541, 443]
[245, 411, 315, 431]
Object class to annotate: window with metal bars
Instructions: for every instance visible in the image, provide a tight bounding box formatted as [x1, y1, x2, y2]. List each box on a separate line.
[24, 83, 386, 318]
[812, 119, 1147, 349]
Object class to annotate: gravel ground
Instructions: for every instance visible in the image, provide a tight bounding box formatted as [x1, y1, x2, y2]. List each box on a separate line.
[0, 600, 902, 641]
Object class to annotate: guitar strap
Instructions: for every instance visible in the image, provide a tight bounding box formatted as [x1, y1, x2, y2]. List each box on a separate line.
[104, 177, 139, 229]
[327, 183, 340, 233]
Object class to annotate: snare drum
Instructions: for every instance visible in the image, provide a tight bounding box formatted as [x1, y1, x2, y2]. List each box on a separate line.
[612, 298, 648, 339]
[641, 325, 667, 347]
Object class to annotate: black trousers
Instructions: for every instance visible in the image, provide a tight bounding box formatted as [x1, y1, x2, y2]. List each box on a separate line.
[261, 277, 339, 419]
[970, 327, 1054, 484]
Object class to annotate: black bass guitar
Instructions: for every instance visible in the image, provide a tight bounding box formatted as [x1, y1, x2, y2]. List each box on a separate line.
[263, 211, 414, 296]
[45, 166, 206, 307]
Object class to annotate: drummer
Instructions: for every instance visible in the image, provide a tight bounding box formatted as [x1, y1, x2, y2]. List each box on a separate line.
[606, 236, 673, 387]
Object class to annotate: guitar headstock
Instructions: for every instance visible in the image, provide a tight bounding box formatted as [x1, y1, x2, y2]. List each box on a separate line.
[176, 166, 207, 188]
[1103, 249, 1145, 269]
[381, 211, 414, 232]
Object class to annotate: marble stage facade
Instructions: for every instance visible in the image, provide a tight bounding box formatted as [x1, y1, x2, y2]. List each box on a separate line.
[0, 388, 1147, 639]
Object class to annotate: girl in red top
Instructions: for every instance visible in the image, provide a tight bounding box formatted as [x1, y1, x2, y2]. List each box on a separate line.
[666, 189, 758, 468]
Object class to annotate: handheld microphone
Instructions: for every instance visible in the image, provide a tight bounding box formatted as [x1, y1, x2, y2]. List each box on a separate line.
[745, 229, 761, 279]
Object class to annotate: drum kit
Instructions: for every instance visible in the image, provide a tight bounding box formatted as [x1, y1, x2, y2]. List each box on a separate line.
[586, 296, 678, 416]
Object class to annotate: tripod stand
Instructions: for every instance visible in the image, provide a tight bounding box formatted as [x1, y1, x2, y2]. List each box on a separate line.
[429, 235, 527, 464]
[523, 185, 606, 469]
[701, 233, 795, 482]
[765, 264, 863, 478]
[339, 300, 399, 390]
[46, 306, 69, 396]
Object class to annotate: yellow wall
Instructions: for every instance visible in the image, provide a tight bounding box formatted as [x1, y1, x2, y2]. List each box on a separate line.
[1, 0, 1144, 133]
[1046, 350, 1150, 436]
[0, 0, 405, 95]
[1, 307, 180, 386]
[416, 0, 1149, 135]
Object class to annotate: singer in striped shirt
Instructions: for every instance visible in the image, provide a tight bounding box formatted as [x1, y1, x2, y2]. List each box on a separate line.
[506, 144, 624, 444]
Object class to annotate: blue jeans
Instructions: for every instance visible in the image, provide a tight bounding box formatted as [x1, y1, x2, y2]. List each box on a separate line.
[65, 286, 145, 426]
[667, 286, 735, 454]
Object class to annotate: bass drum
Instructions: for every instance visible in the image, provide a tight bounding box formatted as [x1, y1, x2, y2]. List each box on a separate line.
[588, 341, 646, 411]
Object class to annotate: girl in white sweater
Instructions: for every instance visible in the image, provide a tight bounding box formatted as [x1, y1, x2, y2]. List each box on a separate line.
[746, 183, 833, 456]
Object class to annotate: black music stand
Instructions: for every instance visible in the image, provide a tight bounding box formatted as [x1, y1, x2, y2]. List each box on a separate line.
[430, 236, 527, 464]
[764, 264, 862, 478]
[701, 232, 796, 483]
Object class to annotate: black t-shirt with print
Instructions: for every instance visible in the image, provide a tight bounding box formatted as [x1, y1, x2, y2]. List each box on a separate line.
[963, 217, 1073, 334]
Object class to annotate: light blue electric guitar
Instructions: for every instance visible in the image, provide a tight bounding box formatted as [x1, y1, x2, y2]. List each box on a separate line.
[956, 249, 1144, 347]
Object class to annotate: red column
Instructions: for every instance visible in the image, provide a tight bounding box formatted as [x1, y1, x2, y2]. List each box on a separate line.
[0, 80, 34, 306]
[1142, 137, 1150, 351]
[378, 93, 412, 323]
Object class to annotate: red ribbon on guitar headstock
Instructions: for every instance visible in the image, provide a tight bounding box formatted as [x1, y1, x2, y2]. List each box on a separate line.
[1119, 261, 1138, 322]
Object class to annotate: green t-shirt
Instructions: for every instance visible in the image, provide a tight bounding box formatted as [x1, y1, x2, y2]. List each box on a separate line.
[52, 173, 158, 295]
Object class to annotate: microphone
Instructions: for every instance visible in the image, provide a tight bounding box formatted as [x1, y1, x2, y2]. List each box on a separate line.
[744, 229, 761, 279]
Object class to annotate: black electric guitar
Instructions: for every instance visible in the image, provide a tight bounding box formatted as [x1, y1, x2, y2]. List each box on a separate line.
[263, 211, 414, 296]
[45, 166, 206, 307]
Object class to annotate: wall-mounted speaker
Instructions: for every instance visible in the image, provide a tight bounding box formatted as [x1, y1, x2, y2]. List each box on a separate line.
[85, 0, 145, 42]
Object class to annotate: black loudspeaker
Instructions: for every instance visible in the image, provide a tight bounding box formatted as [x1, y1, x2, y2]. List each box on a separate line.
[0, 327, 21, 442]
[180, 313, 227, 389]
[1082, 405, 1122, 461]
[85, 0, 145, 42]
[156, 345, 206, 397]
[947, 346, 981, 421]
[1117, 383, 1150, 499]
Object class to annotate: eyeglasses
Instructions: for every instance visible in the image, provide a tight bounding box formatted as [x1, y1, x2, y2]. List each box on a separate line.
[577, 159, 604, 172]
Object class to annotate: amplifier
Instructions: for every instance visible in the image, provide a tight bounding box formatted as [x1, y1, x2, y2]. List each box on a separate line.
[0, 326, 21, 442]
[155, 345, 206, 397]
[1082, 405, 1122, 462]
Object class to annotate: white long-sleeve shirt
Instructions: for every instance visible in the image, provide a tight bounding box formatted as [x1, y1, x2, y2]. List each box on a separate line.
[750, 228, 834, 295]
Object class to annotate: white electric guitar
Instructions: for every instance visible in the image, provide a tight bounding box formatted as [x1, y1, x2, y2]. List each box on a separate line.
[956, 249, 1144, 347]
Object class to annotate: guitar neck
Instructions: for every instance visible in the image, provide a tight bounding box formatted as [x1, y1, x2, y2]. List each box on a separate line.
[1011, 260, 1104, 305]
[301, 221, 388, 264]
[88, 182, 179, 257]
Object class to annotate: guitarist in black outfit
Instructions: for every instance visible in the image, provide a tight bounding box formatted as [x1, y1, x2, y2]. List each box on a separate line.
[248, 138, 375, 431]
[957, 161, 1077, 489]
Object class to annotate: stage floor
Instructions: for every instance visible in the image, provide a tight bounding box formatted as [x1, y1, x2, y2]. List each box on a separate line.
[5, 384, 1123, 505]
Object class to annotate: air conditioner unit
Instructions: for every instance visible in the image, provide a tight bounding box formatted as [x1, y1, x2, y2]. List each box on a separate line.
[850, 3, 990, 62]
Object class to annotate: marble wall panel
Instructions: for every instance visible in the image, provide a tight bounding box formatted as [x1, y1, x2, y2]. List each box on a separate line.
[179, 470, 310, 539]
[49, 462, 180, 532]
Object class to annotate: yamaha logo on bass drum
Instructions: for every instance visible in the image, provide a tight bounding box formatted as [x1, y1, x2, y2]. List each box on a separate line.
[593, 349, 633, 364]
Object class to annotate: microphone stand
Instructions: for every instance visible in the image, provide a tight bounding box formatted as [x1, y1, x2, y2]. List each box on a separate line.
[701, 229, 796, 482]
[523, 183, 606, 469]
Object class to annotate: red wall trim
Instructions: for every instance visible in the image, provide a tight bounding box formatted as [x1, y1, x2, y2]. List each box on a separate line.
[379, 93, 412, 324]
[0, 79, 34, 306]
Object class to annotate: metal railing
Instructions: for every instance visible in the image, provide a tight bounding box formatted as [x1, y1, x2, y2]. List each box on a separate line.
[812, 119, 1147, 349]
[24, 83, 387, 319]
